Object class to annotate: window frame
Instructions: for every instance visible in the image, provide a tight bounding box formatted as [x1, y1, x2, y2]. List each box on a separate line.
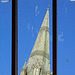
[12, 0, 57, 75]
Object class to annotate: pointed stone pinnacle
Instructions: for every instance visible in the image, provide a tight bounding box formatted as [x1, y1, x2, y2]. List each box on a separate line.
[21, 9, 51, 75]
[47, 8, 50, 10]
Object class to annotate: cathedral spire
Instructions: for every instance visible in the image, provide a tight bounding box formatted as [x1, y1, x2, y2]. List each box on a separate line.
[20, 8, 51, 75]
[41, 8, 49, 28]
[20, 60, 27, 75]
[30, 8, 50, 58]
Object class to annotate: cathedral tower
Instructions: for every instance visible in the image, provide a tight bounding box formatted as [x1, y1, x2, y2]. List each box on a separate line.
[20, 8, 51, 75]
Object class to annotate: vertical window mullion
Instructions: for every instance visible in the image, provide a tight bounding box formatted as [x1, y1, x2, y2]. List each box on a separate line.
[53, 0, 57, 75]
[12, 0, 18, 75]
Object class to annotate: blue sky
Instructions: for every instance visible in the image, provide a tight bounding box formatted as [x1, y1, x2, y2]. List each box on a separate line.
[0, 0, 12, 75]
[57, 0, 75, 75]
[0, 0, 75, 75]
[18, 0, 52, 75]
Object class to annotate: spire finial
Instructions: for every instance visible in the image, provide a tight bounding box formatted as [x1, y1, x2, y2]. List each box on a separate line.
[47, 8, 50, 10]
[47, 4, 50, 10]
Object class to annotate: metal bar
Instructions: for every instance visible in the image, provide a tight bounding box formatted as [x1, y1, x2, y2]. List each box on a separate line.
[12, 0, 18, 75]
[53, 0, 57, 75]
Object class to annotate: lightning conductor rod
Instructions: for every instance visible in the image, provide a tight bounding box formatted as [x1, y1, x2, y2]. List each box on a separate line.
[53, 0, 57, 75]
[12, 0, 18, 75]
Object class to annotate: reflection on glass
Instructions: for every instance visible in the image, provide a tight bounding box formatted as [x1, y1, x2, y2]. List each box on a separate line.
[18, 0, 53, 75]
[57, 0, 75, 75]
[0, 0, 9, 2]
[0, 0, 12, 75]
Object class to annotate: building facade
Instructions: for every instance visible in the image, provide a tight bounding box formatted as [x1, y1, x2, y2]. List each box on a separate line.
[20, 8, 51, 75]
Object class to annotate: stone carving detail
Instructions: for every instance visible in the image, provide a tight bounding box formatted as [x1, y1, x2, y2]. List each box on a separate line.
[30, 50, 49, 59]
[20, 9, 51, 75]
[33, 59, 42, 75]
[40, 26, 49, 32]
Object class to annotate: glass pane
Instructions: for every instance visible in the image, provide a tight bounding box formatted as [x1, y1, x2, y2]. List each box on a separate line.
[18, 0, 53, 75]
[57, 0, 75, 75]
[0, 0, 12, 75]
[0, 0, 9, 2]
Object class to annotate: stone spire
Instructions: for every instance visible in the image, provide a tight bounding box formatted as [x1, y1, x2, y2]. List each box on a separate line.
[20, 60, 27, 75]
[20, 8, 50, 75]
[30, 8, 49, 57]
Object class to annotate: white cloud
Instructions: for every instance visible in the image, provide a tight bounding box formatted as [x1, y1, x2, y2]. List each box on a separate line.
[26, 24, 34, 37]
[35, 5, 38, 12]
[35, 5, 39, 16]
[26, 24, 39, 37]
[27, 24, 31, 31]
[1, 0, 9, 2]
[31, 25, 34, 37]
[32, 25, 33, 30]
[70, 0, 75, 1]
[58, 32, 64, 42]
